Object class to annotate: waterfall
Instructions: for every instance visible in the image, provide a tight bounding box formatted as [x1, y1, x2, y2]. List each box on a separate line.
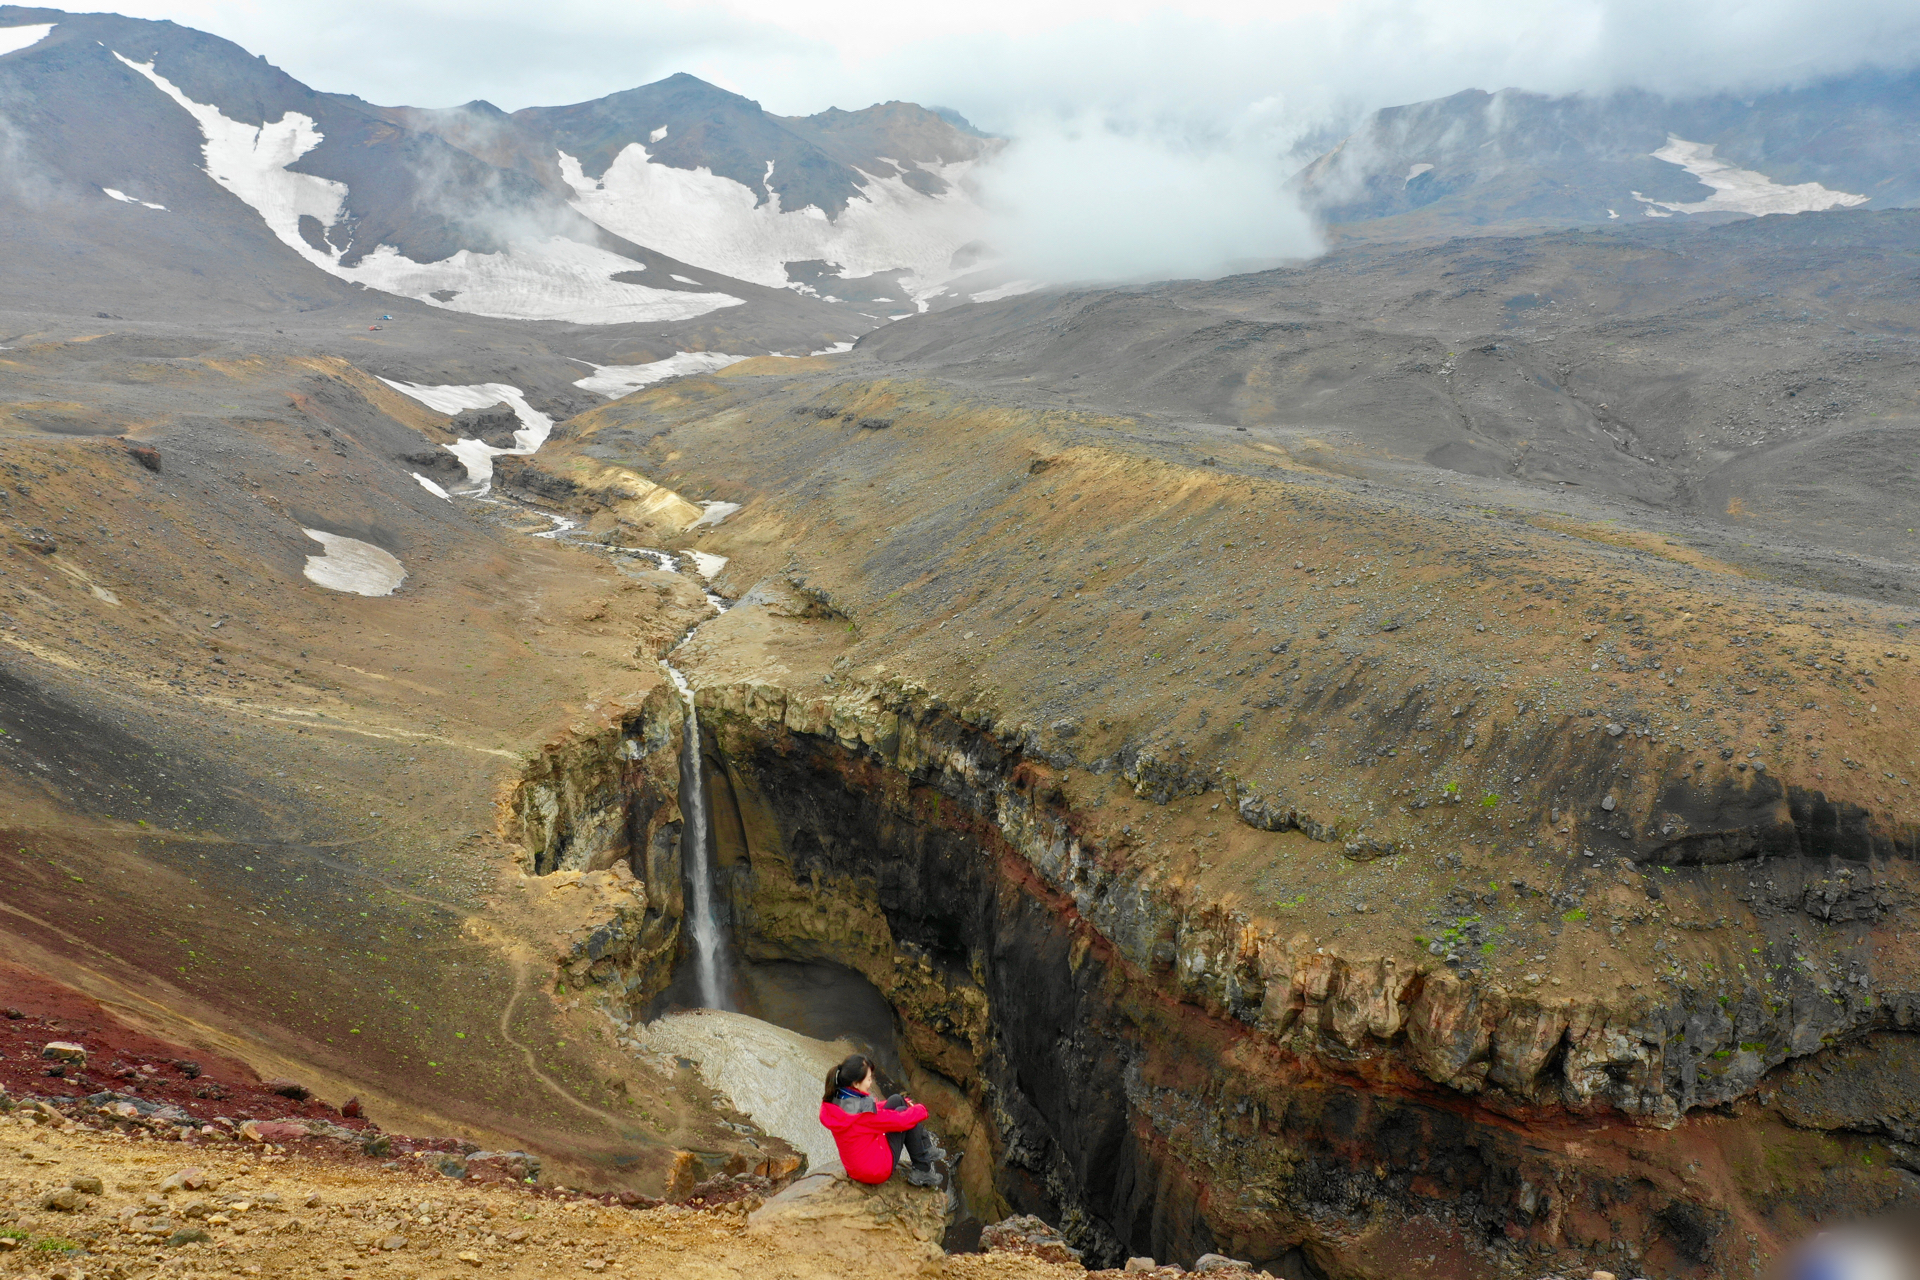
[667, 664, 734, 1010]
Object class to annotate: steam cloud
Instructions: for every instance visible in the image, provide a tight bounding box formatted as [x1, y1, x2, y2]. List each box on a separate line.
[977, 123, 1320, 283]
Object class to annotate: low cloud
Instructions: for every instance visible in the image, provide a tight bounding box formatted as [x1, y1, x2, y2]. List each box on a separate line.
[977, 121, 1320, 284]
[0, 103, 62, 208]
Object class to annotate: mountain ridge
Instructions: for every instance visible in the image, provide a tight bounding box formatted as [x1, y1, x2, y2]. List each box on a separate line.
[1299, 68, 1920, 237]
[0, 7, 1002, 330]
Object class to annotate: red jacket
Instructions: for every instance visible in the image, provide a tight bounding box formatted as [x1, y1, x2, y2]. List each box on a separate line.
[818, 1090, 927, 1184]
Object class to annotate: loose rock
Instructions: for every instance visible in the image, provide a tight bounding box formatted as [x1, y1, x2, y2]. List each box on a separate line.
[980, 1213, 1084, 1266]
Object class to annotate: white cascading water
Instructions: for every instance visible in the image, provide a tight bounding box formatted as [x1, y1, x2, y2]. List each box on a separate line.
[667, 664, 734, 1010]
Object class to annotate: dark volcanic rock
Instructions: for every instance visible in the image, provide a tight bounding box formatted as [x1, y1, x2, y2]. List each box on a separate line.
[449, 403, 522, 447]
[397, 449, 463, 477]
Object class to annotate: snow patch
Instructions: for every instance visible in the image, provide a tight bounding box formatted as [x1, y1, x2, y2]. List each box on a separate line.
[1634, 137, 1869, 218]
[101, 187, 166, 210]
[349, 239, 742, 325]
[411, 472, 453, 501]
[572, 351, 749, 399]
[770, 341, 855, 359]
[1404, 163, 1434, 184]
[302, 529, 405, 596]
[970, 279, 1041, 303]
[690, 500, 741, 528]
[649, 125, 668, 143]
[670, 274, 701, 285]
[559, 147, 984, 302]
[630, 1010, 853, 1176]
[378, 379, 553, 489]
[114, 54, 742, 326]
[686, 550, 728, 579]
[0, 23, 54, 56]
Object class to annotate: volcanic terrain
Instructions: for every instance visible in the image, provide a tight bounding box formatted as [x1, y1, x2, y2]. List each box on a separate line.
[4, 7, 1920, 1279]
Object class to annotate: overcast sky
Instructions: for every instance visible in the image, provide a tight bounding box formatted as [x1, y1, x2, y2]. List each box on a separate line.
[74, 0, 1920, 282]
[97, 0, 1920, 129]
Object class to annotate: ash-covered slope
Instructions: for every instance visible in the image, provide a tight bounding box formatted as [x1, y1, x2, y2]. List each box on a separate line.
[1300, 69, 1920, 236]
[857, 208, 1920, 604]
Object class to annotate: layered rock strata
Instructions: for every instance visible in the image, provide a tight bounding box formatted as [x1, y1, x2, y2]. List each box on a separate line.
[503, 601, 1915, 1276]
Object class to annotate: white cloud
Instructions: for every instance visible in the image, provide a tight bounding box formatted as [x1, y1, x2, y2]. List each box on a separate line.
[981, 122, 1321, 282]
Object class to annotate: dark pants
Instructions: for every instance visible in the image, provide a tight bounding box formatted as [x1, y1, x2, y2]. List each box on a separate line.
[881, 1093, 937, 1171]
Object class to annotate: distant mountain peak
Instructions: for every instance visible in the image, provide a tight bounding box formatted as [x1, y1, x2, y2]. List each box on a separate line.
[0, 8, 1015, 326]
[1299, 70, 1920, 235]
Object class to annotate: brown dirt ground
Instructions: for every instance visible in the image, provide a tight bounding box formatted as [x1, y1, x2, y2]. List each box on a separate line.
[0, 1113, 1082, 1280]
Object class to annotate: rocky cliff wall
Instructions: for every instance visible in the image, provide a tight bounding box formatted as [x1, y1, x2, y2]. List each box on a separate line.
[676, 671, 1917, 1278]
[505, 680, 691, 1006]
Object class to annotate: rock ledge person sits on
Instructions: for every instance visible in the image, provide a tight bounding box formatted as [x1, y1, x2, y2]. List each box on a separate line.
[818, 1053, 945, 1187]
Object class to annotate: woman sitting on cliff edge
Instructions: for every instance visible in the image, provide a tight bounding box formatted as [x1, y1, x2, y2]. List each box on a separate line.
[819, 1053, 945, 1187]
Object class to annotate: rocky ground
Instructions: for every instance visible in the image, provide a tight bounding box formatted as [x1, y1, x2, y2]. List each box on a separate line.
[0, 1097, 1085, 1280]
[0, 1062, 1220, 1280]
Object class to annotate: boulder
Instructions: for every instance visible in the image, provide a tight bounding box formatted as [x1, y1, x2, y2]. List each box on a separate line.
[748, 1170, 949, 1265]
[159, 1166, 212, 1192]
[41, 1041, 87, 1062]
[465, 1151, 540, 1183]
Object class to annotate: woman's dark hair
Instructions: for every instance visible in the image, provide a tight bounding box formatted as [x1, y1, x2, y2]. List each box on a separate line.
[822, 1053, 873, 1103]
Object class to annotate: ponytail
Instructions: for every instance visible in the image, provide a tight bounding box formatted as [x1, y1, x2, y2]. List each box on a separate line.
[822, 1053, 872, 1103]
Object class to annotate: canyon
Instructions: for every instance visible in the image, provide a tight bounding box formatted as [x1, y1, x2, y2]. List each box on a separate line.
[485, 223, 1920, 1271]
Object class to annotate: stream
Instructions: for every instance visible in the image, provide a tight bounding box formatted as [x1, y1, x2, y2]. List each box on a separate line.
[388, 370, 895, 1181]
